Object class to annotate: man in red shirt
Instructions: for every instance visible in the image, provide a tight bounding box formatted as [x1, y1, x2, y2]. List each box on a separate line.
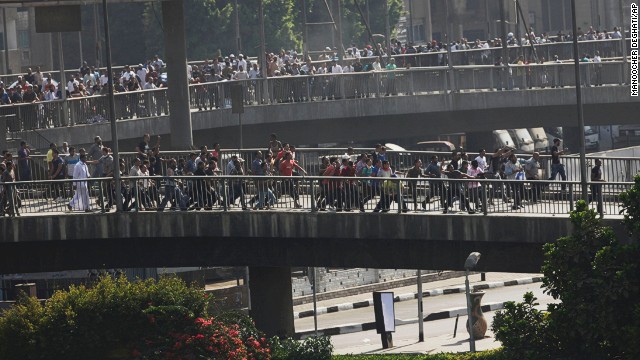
[279, 152, 306, 208]
[340, 160, 357, 211]
[317, 157, 339, 210]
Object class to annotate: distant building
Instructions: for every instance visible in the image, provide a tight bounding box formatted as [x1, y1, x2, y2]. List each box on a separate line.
[1, 6, 53, 74]
[401, 0, 632, 45]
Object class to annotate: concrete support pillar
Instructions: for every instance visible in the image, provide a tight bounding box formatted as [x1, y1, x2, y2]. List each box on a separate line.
[249, 266, 294, 338]
[162, 0, 193, 148]
[424, 0, 432, 42]
[603, 0, 619, 31]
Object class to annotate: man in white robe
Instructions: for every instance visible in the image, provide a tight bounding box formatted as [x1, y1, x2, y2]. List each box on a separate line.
[68, 154, 91, 211]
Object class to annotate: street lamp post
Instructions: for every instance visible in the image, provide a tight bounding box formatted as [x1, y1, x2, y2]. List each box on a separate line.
[103, 0, 122, 212]
[417, 269, 424, 342]
[408, 0, 414, 44]
[570, 0, 589, 202]
[465, 252, 481, 353]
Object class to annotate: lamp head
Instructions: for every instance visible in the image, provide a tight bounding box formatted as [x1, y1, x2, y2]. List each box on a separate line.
[465, 252, 481, 270]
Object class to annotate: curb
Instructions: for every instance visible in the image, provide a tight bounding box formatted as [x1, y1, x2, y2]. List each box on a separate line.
[294, 276, 542, 319]
[296, 301, 508, 339]
[292, 271, 468, 306]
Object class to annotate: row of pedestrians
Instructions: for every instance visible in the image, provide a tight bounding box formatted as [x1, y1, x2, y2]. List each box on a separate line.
[2, 133, 607, 216]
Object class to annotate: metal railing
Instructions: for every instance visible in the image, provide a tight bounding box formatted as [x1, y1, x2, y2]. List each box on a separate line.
[2, 60, 630, 134]
[376, 37, 630, 68]
[13, 148, 640, 186]
[0, 37, 631, 86]
[0, 175, 630, 218]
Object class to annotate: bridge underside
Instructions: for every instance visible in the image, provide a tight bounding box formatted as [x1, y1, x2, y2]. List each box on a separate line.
[32, 86, 640, 150]
[0, 212, 627, 274]
[0, 211, 628, 337]
[1, 234, 546, 274]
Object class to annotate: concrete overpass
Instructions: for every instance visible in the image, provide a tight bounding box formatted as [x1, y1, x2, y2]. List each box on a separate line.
[0, 210, 628, 336]
[16, 66, 638, 151]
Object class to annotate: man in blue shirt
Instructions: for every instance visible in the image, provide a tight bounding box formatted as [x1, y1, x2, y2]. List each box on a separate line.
[0, 87, 10, 104]
[185, 153, 198, 174]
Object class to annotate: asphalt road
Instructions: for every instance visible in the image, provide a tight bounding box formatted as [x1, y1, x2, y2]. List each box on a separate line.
[295, 282, 556, 354]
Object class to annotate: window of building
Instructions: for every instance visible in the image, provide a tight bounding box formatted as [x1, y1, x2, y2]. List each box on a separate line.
[18, 30, 30, 49]
[413, 24, 425, 42]
[16, 8, 29, 30]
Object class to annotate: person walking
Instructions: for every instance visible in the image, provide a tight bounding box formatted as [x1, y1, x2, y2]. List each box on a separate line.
[548, 138, 567, 192]
[1, 161, 19, 216]
[589, 158, 605, 217]
[17, 141, 32, 181]
[68, 154, 91, 212]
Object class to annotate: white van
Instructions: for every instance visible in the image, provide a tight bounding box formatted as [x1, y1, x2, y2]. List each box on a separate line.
[415, 141, 457, 153]
[509, 129, 535, 152]
[528, 128, 549, 151]
[584, 126, 600, 150]
[493, 130, 515, 149]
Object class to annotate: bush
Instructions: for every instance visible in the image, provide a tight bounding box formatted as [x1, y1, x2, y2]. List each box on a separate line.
[0, 276, 271, 360]
[332, 349, 507, 359]
[270, 335, 333, 360]
[492, 185, 640, 360]
[491, 292, 552, 360]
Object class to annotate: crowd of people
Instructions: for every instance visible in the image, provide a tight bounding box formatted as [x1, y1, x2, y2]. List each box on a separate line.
[0, 24, 626, 107]
[1, 132, 610, 217]
[0, 27, 625, 134]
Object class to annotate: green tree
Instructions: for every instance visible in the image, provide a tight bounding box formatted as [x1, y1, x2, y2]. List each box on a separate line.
[141, 0, 300, 62]
[542, 197, 640, 358]
[98, 0, 403, 66]
[491, 292, 552, 359]
[295, 0, 403, 54]
[106, 2, 149, 66]
[493, 179, 640, 359]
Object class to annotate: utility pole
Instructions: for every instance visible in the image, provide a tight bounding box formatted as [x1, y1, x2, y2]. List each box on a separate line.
[515, 0, 521, 59]
[94, 3, 101, 67]
[365, 0, 370, 26]
[384, 0, 391, 62]
[619, 0, 628, 84]
[258, 0, 269, 102]
[499, 0, 508, 63]
[57, 33, 68, 125]
[336, 0, 344, 61]
[485, 0, 491, 39]
[425, 0, 432, 43]
[78, 32, 83, 65]
[234, 0, 241, 55]
[2, 8, 10, 74]
[498, 0, 509, 90]
[408, 0, 414, 44]
[303, 0, 309, 59]
[103, 0, 123, 212]
[570, 0, 589, 202]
